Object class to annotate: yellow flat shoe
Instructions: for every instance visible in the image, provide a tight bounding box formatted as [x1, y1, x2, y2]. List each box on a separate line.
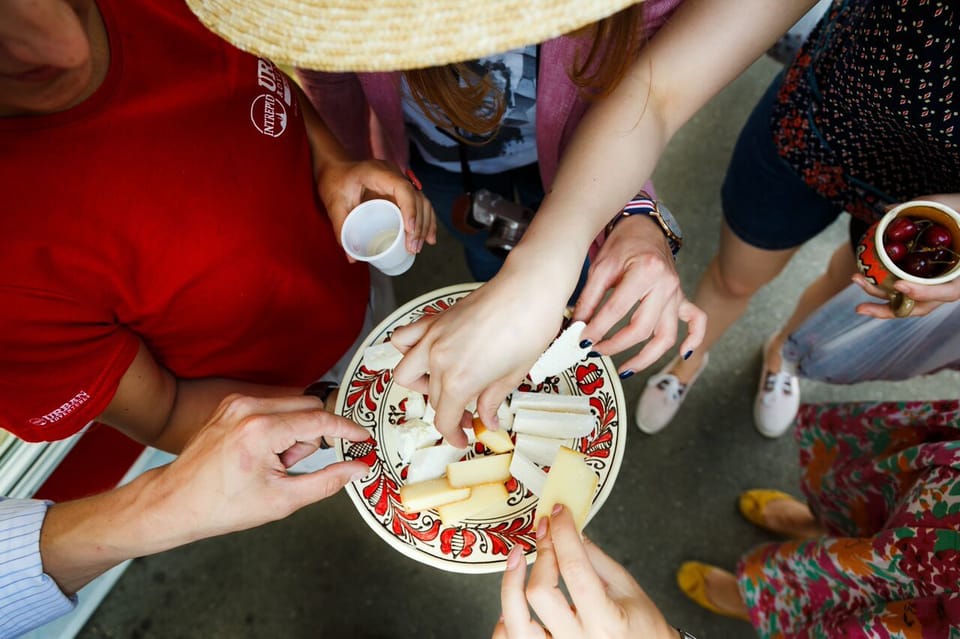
[676, 561, 750, 621]
[738, 488, 799, 529]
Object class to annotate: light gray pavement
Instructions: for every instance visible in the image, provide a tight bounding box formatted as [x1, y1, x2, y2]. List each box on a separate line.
[79, 57, 959, 639]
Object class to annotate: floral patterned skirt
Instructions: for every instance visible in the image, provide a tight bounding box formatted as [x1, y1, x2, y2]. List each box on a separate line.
[737, 400, 960, 638]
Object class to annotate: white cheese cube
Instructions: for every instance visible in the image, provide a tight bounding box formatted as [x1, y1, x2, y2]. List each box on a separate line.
[362, 341, 404, 370]
[400, 478, 471, 513]
[436, 482, 509, 526]
[422, 401, 436, 425]
[528, 321, 590, 384]
[404, 391, 426, 420]
[534, 447, 599, 532]
[406, 443, 468, 483]
[394, 418, 442, 463]
[513, 433, 564, 467]
[509, 391, 591, 415]
[509, 450, 548, 497]
[446, 453, 513, 488]
[511, 409, 595, 439]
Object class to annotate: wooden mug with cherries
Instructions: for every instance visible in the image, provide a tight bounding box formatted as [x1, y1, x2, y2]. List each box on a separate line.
[857, 200, 960, 317]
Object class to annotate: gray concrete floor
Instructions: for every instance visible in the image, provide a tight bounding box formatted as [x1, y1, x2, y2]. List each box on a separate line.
[79, 58, 959, 639]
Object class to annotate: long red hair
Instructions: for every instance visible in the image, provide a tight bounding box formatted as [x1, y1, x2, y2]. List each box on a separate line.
[402, 5, 647, 143]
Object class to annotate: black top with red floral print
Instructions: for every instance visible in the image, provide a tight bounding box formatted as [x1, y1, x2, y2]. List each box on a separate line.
[772, 0, 958, 223]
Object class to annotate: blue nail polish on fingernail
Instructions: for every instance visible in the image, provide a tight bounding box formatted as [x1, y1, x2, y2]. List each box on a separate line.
[683, 350, 693, 360]
[618, 369, 635, 379]
[579, 339, 593, 348]
[588, 351, 601, 358]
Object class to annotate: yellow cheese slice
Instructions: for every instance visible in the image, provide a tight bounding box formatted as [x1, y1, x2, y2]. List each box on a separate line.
[436, 482, 509, 526]
[472, 417, 515, 454]
[399, 478, 471, 513]
[446, 453, 513, 488]
[534, 447, 599, 532]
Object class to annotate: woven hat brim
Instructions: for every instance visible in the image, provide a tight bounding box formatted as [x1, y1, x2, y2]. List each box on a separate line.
[186, 0, 642, 71]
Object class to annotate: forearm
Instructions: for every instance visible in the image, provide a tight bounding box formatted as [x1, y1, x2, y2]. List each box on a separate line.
[296, 82, 352, 177]
[146, 378, 302, 453]
[39, 468, 182, 595]
[514, 0, 819, 279]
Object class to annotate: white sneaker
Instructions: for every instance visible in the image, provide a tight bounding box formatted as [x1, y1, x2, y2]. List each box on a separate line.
[754, 336, 800, 438]
[635, 353, 709, 435]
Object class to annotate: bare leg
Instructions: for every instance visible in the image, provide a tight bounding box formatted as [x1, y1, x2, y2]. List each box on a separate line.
[671, 221, 799, 383]
[761, 497, 826, 539]
[765, 242, 856, 371]
[703, 567, 750, 618]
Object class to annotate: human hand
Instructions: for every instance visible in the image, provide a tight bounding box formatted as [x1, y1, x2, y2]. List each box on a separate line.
[317, 158, 437, 255]
[574, 216, 706, 375]
[391, 266, 572, 446]
[852, 273, 960, 318]
[153, 394, 370, 543]
[492, 505, 676, 639]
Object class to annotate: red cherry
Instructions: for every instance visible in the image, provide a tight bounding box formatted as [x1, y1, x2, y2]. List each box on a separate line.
[901, 253, 937, 278]
[883, 240, 908, 264]
[885, 216, 919, 242]
[918, 223, 953, 250]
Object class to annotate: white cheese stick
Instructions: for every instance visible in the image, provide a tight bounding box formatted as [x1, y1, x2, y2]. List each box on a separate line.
[362, 341, 404, 370]
[509, 391, 591, 415]
[513, 433, 564, 467]
[534, 447, 599, 532]
[399, 478, 471, 513]
[509, 450, 548, 497]
[436, 482, 508, 526]
[472, 417, 514, 454]
[496, 400, 514, 431]
[511, 409, 595, 439]
[406, 443, 468, 483]
[528, 321, 589, 385]
[446, 453, 513, 488]
[394, 418, 442, 463]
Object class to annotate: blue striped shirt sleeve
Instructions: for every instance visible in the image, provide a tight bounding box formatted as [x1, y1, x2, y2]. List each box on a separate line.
[0, 498, 75, 638]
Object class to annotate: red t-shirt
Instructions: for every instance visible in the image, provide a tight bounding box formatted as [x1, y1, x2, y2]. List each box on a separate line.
[0, 0, 369, 442]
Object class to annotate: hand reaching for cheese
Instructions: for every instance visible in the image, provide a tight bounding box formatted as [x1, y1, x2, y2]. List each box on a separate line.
[492, 506, 678, 639]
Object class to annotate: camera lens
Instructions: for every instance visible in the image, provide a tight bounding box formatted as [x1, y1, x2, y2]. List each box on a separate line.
[486, 217, 527, 258]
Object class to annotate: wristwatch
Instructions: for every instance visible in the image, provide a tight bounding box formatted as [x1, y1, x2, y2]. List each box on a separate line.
[605, 191, 683, 256]
[303, 380, 340, 449]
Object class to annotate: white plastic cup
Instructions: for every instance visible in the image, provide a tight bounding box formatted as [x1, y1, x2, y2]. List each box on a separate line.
[340, 199, 415, 276]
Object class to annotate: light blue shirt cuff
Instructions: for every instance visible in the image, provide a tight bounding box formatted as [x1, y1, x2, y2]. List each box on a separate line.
[0, 498, 76, 637]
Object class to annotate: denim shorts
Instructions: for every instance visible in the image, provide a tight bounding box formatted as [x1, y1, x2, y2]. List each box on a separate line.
[722, 73, 848, 250]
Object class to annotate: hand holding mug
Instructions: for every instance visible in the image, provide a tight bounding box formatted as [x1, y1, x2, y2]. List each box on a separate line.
[855, 200, 960, 317]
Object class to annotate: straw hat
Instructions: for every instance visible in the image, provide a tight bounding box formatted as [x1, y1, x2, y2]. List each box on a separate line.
[185, 0, 643, 71]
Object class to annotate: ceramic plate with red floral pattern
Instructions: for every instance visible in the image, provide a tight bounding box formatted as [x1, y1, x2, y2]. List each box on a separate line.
[334, 283, 626, 574]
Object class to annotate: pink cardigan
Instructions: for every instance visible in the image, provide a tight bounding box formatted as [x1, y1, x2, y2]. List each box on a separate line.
[298, 0, 682, 193]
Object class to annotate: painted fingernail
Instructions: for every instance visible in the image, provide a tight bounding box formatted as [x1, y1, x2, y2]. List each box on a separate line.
[551, 503, 563, 517]
[506, 545, 523, 570]
[579, 339, 593, 348]
[588, 351, 602, 358]
[683, 350, 693, 360]
[536, 516, 548, 539]
[618, 369, 635, 379]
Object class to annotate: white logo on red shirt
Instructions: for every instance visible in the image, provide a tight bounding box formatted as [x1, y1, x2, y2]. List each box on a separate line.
[29, 391, 90, 427]
[250, 94, 287, 137]
[251, 58, 292, 138]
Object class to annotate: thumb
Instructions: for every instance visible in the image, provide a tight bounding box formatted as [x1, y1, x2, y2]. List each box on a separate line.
[284, 460, 369, 511]
[476, 376, 522, 431]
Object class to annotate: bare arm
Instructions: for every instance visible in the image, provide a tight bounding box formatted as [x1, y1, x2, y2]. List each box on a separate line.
[98, 341, 302, 453]
[392, 0, 821, 442]
[41, 394, 369, 595]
